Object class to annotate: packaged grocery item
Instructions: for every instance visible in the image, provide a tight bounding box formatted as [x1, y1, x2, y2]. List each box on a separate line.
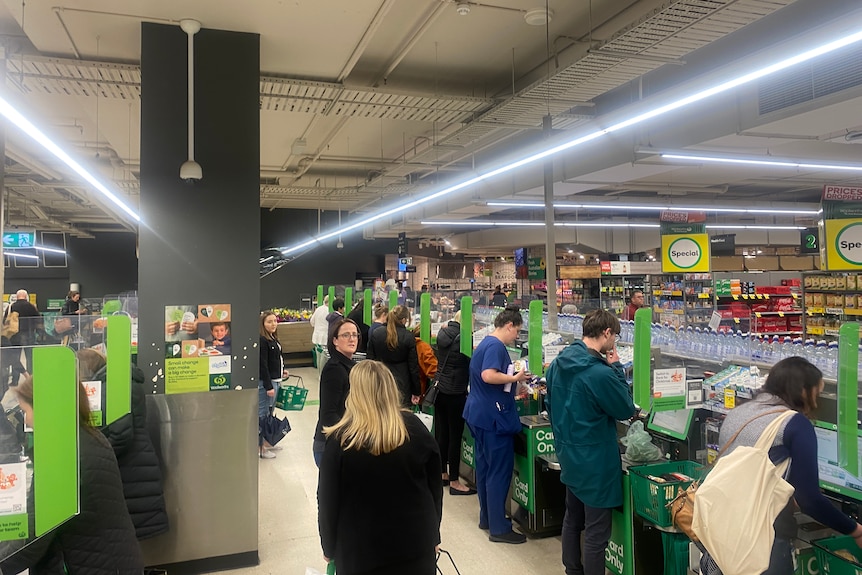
[804, 276, 812, 288]
[847, 295, 856, 309]
[828, 276, 837, 289]
[848, 275, 858, 290]
[837, 276, 846, 290]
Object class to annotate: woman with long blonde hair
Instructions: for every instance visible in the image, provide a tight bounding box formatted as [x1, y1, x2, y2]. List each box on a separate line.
[318, 360, 442, 575]
[366, 305, 421, 406]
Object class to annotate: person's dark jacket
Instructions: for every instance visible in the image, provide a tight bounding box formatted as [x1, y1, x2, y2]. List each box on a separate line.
[259, 335, 282, 391]
[346, 307, 370, 354]
[0, 427, 144, 575]
[314, 351, 354, 443]
[9, 299, 39, 345]
[60, 297, 80, 316]
[325, 311, 344, 333]
[434, 321, 470, 395]
[367, 324, 421, 404]
[99, 365, 169, 539]
[491, 292, 508, 307]
[318, 412, 442, 574]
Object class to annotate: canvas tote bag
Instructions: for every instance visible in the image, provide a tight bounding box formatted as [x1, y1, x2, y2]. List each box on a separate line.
[691, 409, 796, 575]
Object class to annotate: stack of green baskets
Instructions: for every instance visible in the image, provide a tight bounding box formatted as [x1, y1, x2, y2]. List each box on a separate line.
[628, 460, 703, 528]
[812, 535, 862, 575]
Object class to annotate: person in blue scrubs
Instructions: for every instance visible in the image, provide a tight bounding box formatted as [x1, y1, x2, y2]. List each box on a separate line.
[463, 305, 531, 544]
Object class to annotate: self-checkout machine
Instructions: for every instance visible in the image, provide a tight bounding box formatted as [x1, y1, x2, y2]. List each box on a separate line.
[0, 316, 132, 565]
[511, 299, 568, 537]
[793, 322, 862, 575]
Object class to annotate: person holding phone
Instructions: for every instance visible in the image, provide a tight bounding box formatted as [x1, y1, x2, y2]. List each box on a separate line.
[545, 309, 635, 575]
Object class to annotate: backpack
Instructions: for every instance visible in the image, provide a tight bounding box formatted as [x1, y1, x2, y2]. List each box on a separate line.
[692, 409, 796, 575]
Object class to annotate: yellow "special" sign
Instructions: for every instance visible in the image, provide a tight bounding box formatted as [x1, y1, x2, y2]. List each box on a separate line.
[661, 233, 710, 273]
[824, 218, 862, 270]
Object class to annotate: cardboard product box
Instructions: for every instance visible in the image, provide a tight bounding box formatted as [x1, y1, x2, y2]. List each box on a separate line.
[846, 295, 857, 309]
[804, 275, 813, 288]
[804, 293, 813, 307]
[836, 276, 846, 290]
[751, 302, 770, 313]
[813, 293, 826, 307]
[827, 276, 837, 289]
[848, 275, 858, 290]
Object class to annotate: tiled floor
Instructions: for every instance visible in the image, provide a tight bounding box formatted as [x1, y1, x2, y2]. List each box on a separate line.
[230, 366, 566, 575]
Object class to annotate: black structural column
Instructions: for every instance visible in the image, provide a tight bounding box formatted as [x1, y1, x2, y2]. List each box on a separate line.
[137, 22, 261, 572]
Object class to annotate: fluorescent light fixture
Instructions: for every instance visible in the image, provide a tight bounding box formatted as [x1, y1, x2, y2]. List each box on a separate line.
[33, 245, 66, 255]
[0, 95, 140, 223]
[661, 153, 862, 172]
[567, 249, 573, 253]
[421, 220, 660, 228]
[486, 201, 820, 215]
[704, 225, 806, 230]
[8, 252, 39, 260]
[280, 27, 862, 256]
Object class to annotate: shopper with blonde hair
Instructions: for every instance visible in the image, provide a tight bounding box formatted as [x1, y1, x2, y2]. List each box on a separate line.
[318, 360, 442, 575]
[367, 305, 421, 406]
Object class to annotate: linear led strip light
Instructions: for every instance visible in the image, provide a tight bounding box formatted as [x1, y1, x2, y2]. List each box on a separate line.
[420, 220, 806, 230]
[661, 153, 862, 172]
[0, 97, 140, 223]
[279, 26, 862, 256]
[6, 245, 68, 255]
[486, 201, 821, 215]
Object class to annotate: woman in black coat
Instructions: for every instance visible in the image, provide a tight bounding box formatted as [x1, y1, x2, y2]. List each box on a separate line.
[259, 311, 288, 459]
[312, 318, 359, 467]
[77, 348, 170, 539]
[433, 312, 475, 495]
[318, 360, 442, 575]
[0, 375, 143, 575]
[366, 305, 421, 407]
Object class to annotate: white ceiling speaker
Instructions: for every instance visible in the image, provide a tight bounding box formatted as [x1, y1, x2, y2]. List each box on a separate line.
[524, 8, 553, 26]
[179, 19, 202, 182]
[456, 2, 471, 16]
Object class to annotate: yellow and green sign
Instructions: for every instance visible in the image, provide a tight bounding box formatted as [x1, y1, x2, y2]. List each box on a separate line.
[661, 233, 710, 273]
[821, 185, 862, 271]
[660, 212, 710, 273]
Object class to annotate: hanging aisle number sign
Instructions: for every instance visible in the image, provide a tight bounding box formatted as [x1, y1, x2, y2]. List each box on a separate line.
[822, 185, 862, 271]
[660, 211, 710, 273]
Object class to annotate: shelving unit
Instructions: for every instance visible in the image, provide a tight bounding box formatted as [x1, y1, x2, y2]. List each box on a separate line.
[599, 275, 647, 316]
[651, 273, 713, 328]
[802, 272, 862, 339]
[711, 271, 803, 337]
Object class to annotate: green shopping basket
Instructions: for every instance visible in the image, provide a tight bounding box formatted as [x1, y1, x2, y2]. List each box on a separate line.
[629, 460, 703, 528]
[813, 535, 862, 575]
[275, 376, 308, 411]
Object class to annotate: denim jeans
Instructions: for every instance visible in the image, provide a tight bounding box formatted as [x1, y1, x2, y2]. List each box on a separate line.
[562, 488, 613, 575]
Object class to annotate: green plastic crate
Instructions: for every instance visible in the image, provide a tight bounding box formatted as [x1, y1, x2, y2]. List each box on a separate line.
[813, 535, 862, 575]
[629, 460, 703, 527]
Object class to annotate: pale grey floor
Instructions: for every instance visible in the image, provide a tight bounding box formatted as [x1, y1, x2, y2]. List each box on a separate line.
[228, 366, 566, 575]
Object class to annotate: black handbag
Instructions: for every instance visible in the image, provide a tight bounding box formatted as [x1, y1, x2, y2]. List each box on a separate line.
[421, 347, 452, 409]
[259, 408, 291, 447]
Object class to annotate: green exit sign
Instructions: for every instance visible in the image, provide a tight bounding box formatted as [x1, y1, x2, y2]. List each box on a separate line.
[2, 230, 36, 248]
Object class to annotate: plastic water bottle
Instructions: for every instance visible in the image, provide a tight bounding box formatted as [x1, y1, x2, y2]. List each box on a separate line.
[826, 341, 839, 379]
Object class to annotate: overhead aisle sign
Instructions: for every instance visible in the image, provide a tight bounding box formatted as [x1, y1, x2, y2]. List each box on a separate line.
[660, 211, 710, 273]
[821, 185, 862, 271]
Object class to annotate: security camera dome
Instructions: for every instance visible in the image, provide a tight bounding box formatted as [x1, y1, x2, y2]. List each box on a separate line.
[456, 2, 470, 16]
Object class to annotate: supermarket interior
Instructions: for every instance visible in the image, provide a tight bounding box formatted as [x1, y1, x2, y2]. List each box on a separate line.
[2, 0, 862, 574]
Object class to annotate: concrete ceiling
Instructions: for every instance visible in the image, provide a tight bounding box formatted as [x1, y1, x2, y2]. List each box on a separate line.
[0, 0, 860, 256]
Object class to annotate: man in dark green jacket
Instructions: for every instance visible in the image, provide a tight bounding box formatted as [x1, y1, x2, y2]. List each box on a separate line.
[546, 309, 636, 575]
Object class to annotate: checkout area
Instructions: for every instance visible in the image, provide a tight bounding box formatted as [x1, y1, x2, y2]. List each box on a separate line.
[446, 302, 862, 575]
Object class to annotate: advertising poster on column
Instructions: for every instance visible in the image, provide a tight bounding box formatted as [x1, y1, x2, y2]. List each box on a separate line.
[0, 461, 28, 540]
[165, 304, 232, 394]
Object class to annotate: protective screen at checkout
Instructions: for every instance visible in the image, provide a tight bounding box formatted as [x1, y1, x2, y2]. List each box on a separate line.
[814, 426, 862, 498]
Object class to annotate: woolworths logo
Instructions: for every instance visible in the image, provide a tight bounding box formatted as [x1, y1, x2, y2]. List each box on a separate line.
[668, 238, 702, 269]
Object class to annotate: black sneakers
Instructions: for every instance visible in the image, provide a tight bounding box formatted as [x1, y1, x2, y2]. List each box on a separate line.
[489, 530, 527, 544]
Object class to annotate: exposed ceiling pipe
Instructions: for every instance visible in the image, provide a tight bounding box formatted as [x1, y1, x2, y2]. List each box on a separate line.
[376, 1, 448, 85]
[338, 0, 396, 82]
[179, 19, 202, 182]
[52, 8, 81, 59]
[5, 144, 62, 180]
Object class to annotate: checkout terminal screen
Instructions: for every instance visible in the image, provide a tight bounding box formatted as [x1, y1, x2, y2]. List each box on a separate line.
[648, 409, 692, 441]
[814, 425, 862, 502]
